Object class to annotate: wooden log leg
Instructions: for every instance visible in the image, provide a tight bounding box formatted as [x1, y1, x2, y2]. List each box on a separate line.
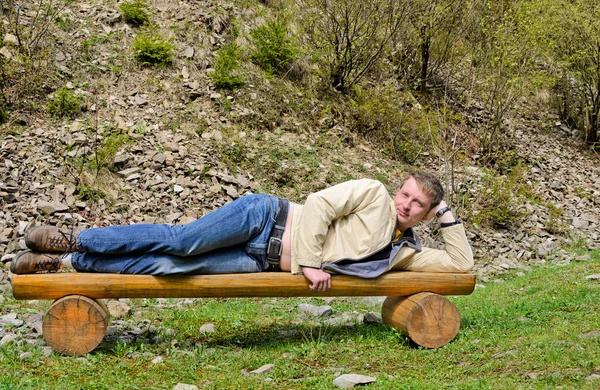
[381, 292, 461, 348]
[42, 295, 110, 356]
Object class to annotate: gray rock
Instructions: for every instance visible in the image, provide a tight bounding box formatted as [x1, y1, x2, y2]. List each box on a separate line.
[250, 364, 274, 375]
[37, 201, 69, 215]
[173, 384, 198, 390]
[199, 323, 215, 334]
[580, 331, 600, 338]
[585, 274, 600, 281]
[4, 33, 18, 45]
[151, 356, 164, 364]
[298, 303, 332, 318]
[0, 334, 17, 346]
[572, 218, 589, 229]
[118, 167, 141, 177]
[333, 374, 376, 388]
[43, 346, 53, 358]
[19, 352, 34, 361]
[360, 297, 386, 306]
[0, 313, 24, 328]
[183, 47, 195, 58]
[107, 301, 131, 319]
[1, 254, 15, 263]
[364, 312, 382, 324]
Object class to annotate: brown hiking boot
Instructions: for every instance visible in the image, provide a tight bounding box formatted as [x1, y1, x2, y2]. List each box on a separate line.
[25, 226, 78, 252]
[10, 250, 63, 274]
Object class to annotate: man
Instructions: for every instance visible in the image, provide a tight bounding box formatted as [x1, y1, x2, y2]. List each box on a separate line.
[12, 172, 473, 291]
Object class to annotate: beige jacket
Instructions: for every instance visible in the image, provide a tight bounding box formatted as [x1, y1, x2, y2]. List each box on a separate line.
[290, 179, 473, 275]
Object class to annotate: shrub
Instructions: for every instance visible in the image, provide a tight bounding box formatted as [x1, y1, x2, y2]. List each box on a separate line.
[210, 42, 244, 89]
[250, 14, 298, 76]
[89, 132, 133, 172]
[303, 0, 409, 92]
[47, 87, 81, 118]
[469, 166, 532, 229]
[133, 31, 174, 66]
[0, 93, 8, 124]
[119, 0, 151, 26]
[351, 85, 431, 163]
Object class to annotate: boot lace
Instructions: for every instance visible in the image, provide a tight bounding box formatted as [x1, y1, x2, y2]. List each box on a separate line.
[46, 227, 77, 251]
[34, 254, 61, 272]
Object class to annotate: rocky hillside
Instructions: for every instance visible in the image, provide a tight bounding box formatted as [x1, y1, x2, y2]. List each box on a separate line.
[1, 0, 599, 286]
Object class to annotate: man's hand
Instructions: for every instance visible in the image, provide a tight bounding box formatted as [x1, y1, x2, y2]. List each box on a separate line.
[424, 200, 448, 221]
[301, 267, 331, 292]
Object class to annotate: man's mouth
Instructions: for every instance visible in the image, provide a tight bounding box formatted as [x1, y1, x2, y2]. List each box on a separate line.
[397, 209, 408, 217]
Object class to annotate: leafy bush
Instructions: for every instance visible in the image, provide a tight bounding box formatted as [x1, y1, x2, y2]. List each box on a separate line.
[47, 87, 81, 118]
[351, 85, 432, 163]
[210, 42, 244, 89]
[89, 132, 133, 172]
[119, 0, 151, 26]
[469, 166, 532, 229]
[0, 93, 8, 124]
[250, 15, 298, 76]
[133, 31, 174, 66]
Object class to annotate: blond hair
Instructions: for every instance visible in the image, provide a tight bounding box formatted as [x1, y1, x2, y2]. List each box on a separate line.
[399, 172, 444, 209]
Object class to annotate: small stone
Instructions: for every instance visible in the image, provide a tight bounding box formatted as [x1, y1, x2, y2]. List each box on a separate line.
[333, 374, 376, 388]
[0, 313, 24, 327]
[134, 95, 148, 106]
[364, 312, 382, 324]
[199, 323, 215, 334]
[0, 334, 17, 346]
[19, 352, 34, 361]
[298, 303, 333, 318]
[153, 153, 166, 164]
[585, 274, 600, 281]
[1, 254, 15, 263]
[183, 47, 194, 58]
[174, 185, 185, 194]
[4, 33, 18, 45]
[173, 384, 198, 390]
[37, 201, 69, 215]
[580, 330, 600, 338]
[0, 46, 13, 59]
[43, 346, 53, 358]
[117, 167, 141, 177]
[107, 300, 131, 319]
[151, 356, 164, 364]
[250, 364, 274, 375]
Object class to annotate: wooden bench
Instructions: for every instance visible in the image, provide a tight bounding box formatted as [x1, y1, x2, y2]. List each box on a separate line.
[11, 272, 475, 356]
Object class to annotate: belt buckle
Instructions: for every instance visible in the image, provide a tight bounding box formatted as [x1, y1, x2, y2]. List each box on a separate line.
[267, 236, 283, 262]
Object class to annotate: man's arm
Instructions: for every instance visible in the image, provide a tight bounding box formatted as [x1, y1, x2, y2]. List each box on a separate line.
[394, 201, 474, 272]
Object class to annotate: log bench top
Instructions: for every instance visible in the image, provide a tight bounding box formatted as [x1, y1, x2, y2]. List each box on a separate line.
[12, 272, 476, 300]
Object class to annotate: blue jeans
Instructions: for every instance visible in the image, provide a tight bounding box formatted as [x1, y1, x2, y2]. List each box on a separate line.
[71, 194, 283, 275]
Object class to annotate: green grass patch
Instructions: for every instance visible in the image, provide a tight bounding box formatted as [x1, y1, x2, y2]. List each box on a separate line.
[1, 251, 599, 388]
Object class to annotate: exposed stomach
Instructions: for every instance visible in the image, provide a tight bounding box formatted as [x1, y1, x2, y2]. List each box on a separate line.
[279, 202, 295, 272]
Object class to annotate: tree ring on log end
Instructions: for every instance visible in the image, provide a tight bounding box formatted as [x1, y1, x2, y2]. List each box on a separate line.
[382, 292, 461, 348]
[43, 295, 110, 356]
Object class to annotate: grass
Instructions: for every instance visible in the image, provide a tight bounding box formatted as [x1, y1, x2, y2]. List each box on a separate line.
[1, 250, 600, 388]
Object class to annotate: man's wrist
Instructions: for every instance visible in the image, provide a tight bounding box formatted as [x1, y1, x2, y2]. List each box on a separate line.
[435, 206, 452, 219]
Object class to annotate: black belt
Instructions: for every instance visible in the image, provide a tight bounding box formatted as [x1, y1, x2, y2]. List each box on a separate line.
[266, 198, 288, 271]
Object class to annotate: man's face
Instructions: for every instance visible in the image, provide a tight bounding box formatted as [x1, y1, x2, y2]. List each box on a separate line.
[394, 177, 432, 231]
